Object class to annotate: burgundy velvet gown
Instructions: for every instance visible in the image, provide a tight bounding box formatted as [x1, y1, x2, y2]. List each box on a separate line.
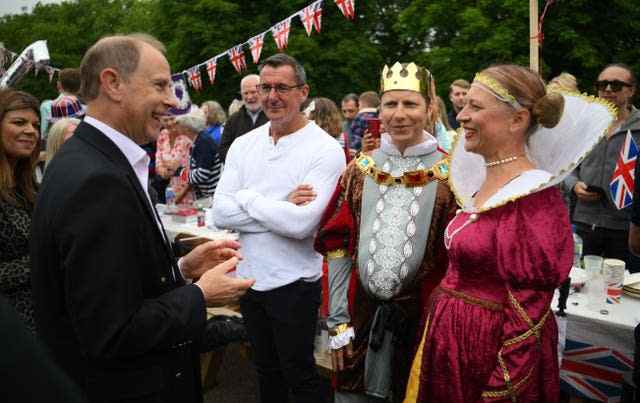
[405, 187, 573, 403]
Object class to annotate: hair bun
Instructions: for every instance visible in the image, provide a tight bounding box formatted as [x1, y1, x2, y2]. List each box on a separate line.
[533, 92, 564, 128]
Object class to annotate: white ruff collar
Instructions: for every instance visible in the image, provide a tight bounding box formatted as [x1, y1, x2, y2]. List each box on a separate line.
[380, 131, 439, 157]
[450, 93, 616, 212]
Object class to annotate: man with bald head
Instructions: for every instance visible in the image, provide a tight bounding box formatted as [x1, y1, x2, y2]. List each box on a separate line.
[31, 34, 254, 402]
[219, 73, 268, 161]
[566, 63, 640, 270]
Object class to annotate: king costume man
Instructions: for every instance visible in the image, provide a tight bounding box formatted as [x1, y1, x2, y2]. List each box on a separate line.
[315, 62, 458, 403]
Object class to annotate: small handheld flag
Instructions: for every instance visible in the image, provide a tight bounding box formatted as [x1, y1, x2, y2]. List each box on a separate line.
[609, 130, 638, 209]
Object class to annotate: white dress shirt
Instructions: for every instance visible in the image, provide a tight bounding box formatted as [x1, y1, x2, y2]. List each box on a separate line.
[213, 121, 346, 291]
[84, 116, 151, 203]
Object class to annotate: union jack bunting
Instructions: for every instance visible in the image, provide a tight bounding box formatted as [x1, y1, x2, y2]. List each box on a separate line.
[51, 95, 85, 121]
[560, 339, 634, 402]
[228, 46, 247, 73]
[45, 65, 56, 83]
[271, 18, 292, 51]
[609, 130, 638, 210]
[300, 0, 323, 36]
[187, 67, 203, 91]
[205, 59, 217, 85]
[334, 0, 355, 20]
[248, 33, 265, 64]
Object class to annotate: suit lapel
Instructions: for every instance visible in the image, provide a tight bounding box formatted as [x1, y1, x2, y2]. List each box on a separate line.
[74, 122, 182, 282]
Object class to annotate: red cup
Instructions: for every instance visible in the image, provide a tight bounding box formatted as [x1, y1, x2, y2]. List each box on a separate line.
[365, 117, 381, 139]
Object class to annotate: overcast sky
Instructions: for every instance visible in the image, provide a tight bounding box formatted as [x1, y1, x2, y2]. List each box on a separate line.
[0, 0, 66, 17]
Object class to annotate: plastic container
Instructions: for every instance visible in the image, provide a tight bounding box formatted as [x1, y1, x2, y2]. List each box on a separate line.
[572, 224, 583, 268]
[165, 186, 176, 206]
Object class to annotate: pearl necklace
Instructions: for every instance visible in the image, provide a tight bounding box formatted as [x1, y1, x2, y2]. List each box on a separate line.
[444, 209, 479, 249]
[485, 154, 524, 168]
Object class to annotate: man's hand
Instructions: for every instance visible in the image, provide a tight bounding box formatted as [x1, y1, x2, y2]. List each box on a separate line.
[195, 257, 255, 306]
[361, 130, 380, 155]
[574, 181, 601, 202]
[180, 239, 242, 279]
[331, 342, 353, 372]
[287, 184, 316, 206]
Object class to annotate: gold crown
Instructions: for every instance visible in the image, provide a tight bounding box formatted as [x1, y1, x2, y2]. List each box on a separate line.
[380, 62, 431, 96]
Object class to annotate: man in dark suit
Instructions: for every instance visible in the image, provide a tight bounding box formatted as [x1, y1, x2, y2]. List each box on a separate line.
[30, 33, 254, 403]
[218, 74, 268, 162]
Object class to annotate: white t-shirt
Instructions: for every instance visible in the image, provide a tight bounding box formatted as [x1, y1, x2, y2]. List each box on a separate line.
[213, 121, 346, 291]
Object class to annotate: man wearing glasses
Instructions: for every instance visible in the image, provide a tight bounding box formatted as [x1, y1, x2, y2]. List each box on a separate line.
[565, 63, 640, 270]
[213, 53, 346, 403]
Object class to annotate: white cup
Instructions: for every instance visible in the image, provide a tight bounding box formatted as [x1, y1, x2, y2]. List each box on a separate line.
[603, 258, 625, 304]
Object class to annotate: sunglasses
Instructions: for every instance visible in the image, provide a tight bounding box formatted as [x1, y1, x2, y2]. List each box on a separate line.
[595, 80, 633, 92]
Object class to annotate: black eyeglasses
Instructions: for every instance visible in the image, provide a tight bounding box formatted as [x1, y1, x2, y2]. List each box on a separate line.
[595, 80, 633, 92]
[258, 83, 304, 95]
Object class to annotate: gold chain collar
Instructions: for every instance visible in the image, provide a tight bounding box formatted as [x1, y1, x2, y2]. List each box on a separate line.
[355, 153, 449, 187]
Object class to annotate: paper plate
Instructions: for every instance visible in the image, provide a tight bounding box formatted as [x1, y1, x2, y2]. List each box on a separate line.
[624, 289, 640, 299]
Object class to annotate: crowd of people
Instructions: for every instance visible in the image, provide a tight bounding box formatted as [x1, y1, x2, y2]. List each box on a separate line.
[0, 31, 637, 403]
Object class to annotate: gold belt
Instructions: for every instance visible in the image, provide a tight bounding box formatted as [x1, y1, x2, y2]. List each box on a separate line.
[437, 286, 504, 311]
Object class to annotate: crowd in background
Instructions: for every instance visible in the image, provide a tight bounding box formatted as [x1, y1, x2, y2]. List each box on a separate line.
[1, 31, 639, 403]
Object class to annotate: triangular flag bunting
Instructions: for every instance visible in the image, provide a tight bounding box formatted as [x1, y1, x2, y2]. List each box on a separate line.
[228, 46, 247, 73]
[312, 0, 323, 33]
[300, 4, 315, 36]
[334, 0, 355, 20]
[248, 33, 265, 64]
[187, 67, 203, 91]
[46, 66, 55, 83]
[205, 58, 217, 85]
[271, 18, 292, 51]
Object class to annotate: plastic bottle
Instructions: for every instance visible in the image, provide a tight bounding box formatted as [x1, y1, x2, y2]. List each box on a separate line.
[572, 224, 583, 268]
[165, 186, 176, 206]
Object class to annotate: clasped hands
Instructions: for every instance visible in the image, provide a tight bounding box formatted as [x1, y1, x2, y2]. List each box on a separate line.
[180, 239, 254, 306]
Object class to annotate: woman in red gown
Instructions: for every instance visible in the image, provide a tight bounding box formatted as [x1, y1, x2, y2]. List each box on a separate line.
[404, 64, 616, 402]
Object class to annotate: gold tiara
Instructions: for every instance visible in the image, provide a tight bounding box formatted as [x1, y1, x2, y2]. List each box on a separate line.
[380, 62, 431, 96]
[473, 72, 521, 108]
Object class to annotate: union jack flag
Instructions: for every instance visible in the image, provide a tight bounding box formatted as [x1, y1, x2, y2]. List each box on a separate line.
[560, 339, 634, 402]
[334, 0, 355, 20]
[187, 67, 202, 91]
[228, 46, 246, 73]
[248, 33, 265, 64]
[271, 18, 292, 51]
[300, 1, 323, 36]
[205, 58, 217, 85]
[609, 130, 638, 210]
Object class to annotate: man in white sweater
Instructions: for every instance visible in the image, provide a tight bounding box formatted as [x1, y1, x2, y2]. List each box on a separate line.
[213, 53, 346, 403]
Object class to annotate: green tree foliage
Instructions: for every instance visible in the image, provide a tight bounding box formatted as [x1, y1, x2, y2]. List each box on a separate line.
[1, 0, 639, 110]
[398, 0, 640, 105]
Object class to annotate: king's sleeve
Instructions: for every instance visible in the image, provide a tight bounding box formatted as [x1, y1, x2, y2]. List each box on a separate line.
[315, 166, 359, 330]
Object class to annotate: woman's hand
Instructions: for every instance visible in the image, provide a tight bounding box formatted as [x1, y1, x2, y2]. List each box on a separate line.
[331, 341, 353, 371]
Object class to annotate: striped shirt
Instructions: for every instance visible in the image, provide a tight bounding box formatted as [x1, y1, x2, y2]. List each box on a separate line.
[188, 131, 222, 199]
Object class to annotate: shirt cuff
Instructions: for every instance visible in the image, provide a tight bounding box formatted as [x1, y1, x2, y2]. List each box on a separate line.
[235, 189, 261, 211]
[176, 257, 192, 283]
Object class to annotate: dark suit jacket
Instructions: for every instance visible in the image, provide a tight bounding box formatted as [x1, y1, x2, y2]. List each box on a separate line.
[31, 121, 206, 403]
[218, 106, 268, 162]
